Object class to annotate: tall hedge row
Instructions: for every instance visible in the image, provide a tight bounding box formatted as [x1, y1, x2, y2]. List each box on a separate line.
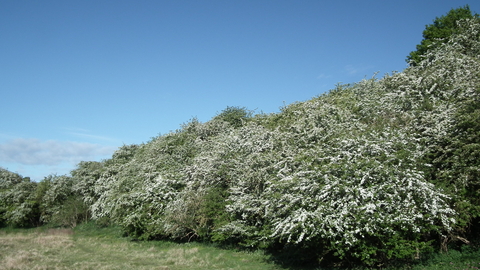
[2, 17, 479, 267]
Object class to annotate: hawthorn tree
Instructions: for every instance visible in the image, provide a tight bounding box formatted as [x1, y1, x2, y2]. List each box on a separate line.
[0, 168, 39, 227]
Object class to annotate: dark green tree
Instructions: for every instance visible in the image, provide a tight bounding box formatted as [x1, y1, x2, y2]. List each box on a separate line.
[213, 106, 253, 128]
[407, 5, 478, 66]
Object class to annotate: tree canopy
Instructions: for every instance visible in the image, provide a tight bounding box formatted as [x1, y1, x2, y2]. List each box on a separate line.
[407, 5, 478, 66]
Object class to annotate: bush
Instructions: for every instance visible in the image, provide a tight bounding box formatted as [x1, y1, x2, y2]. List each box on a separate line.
[0, 168, 40, 228]
[213, 106, 253, 128]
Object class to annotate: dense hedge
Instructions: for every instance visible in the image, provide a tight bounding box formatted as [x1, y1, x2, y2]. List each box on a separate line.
[2, 17, 479, 267]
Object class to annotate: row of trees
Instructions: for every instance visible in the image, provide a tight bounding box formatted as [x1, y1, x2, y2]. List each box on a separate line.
[2, 7, 479, 267]
[0, 169, 88, 229]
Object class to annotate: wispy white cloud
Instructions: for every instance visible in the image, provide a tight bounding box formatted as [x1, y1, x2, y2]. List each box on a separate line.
[344, 65, 374, 76]
[316, 73, 331, 79]
[0, 138, 116, 166]
[62, 128, 121, 143]
[68, 132, 121, 143]
[345, 64, 360, 75]
[344, 64, 375, 76]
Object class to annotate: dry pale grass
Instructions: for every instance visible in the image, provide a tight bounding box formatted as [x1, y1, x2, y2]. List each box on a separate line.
[66, 239, 211, 270]
[0, 228, 278, 270]
[0, 229, 73, 270]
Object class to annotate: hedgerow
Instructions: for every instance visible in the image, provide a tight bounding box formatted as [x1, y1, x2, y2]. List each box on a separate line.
[77, 18, 479, 266]
[2, 17, 479, 268]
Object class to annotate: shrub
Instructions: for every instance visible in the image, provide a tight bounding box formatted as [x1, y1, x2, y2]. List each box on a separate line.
[0, 168, 39, 227]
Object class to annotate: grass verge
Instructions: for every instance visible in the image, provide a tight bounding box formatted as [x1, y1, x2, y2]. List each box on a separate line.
[1, 223, 479, 269]
[0, 223, 279, 270]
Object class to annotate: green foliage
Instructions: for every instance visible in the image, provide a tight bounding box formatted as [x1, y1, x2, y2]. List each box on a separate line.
[407, 5, 478, 66]
[71, 161, 105, 207]
[0, 167, 24, 189]
[37, 174, 89, 228]
[411, 245, 480, 270]
[213, 106, 253, 128]
[162, 187, 230, 242]
[87, 119, 224, 240]
[424, 69, 480, 230]
[0, 168, 39, 228]
[51, 195, 89, 228]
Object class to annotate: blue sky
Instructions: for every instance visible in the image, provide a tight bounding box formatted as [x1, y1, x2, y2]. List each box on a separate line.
[1, 0, 478, 180]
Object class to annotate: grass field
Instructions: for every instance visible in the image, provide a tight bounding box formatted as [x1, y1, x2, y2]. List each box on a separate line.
[0, 224, 280, 270]
[1, 224, 479, 270]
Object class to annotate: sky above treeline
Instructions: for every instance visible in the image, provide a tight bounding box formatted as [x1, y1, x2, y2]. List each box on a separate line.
[1, 0, 479, 181]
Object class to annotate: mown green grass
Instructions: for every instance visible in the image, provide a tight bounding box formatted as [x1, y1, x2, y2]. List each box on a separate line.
[1, 223, 479, 270]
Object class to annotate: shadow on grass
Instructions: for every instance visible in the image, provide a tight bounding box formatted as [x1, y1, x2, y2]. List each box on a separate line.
[68, 222, 480, 270]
